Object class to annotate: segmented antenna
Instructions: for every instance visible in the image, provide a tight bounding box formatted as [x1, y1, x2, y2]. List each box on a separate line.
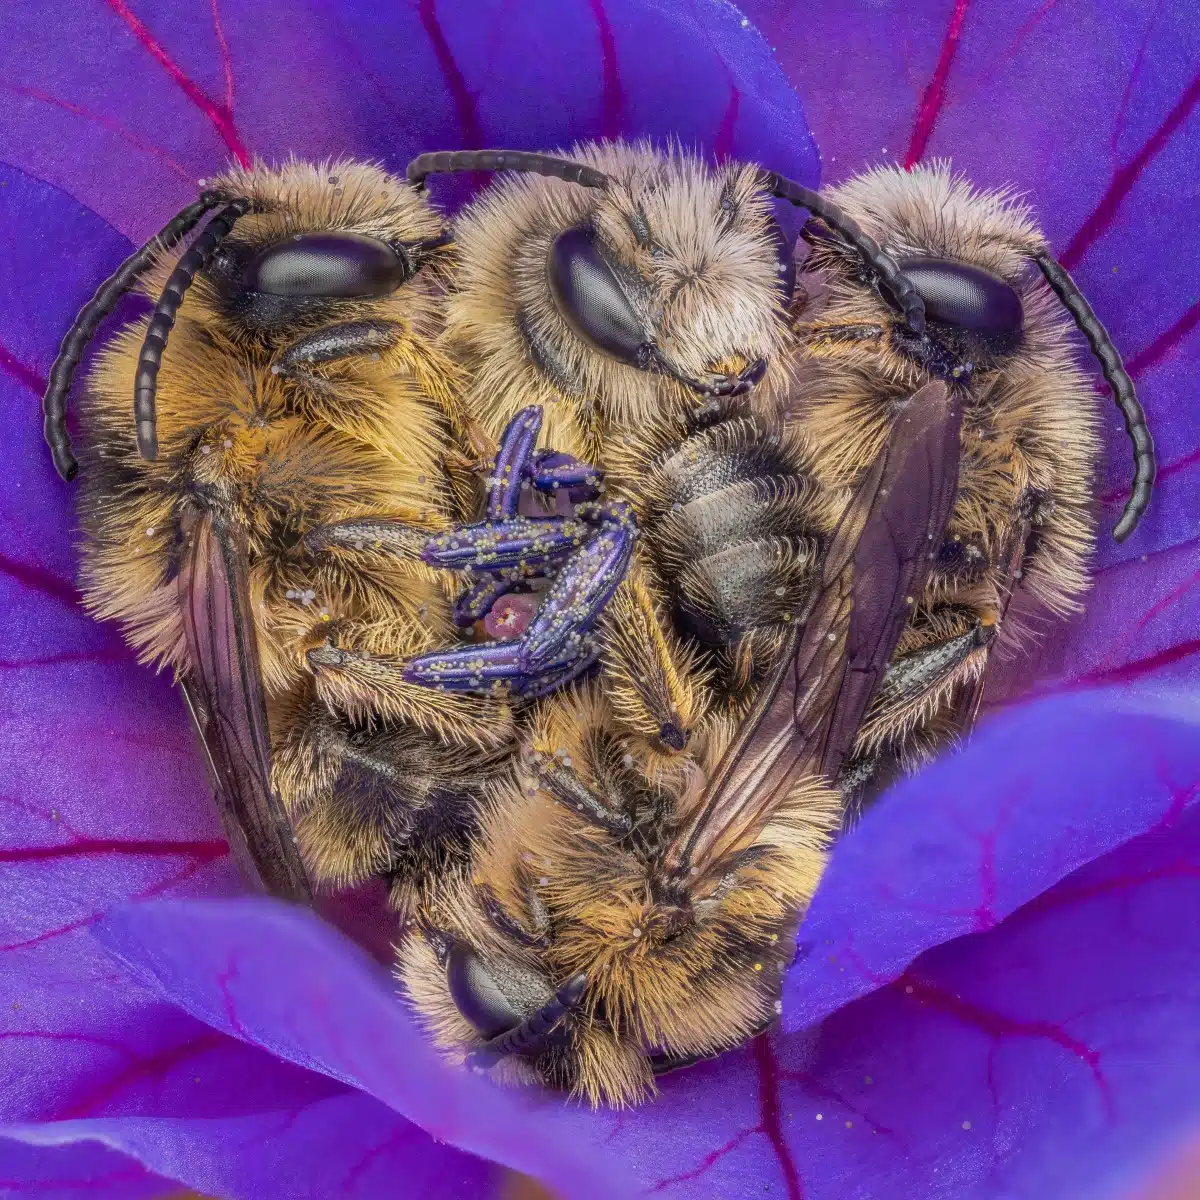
[407, 150, 610, 191]
[760, 170, 926, 336]
[467, 973, 587, 1065]
[1033, 252, 1154, 541]
[134, 198, 252, 462]
[41, 191, 226, 481]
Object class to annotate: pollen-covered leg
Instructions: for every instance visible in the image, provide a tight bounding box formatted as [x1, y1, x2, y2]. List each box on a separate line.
[403, 502, 636, 698]
[596, 567, 712, 755]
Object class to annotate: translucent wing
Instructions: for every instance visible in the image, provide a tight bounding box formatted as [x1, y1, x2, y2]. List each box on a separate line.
[665, 381, 961, 881]
[178, 505, 313, 903]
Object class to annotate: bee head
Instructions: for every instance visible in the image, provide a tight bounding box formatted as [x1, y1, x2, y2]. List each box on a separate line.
[184, 160, 452, 341]
[408, 143, 786, 430]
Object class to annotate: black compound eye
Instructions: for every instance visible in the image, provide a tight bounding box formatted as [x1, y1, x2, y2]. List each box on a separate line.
[898, 257, 1024, 334]
[446, 943, 523, 1040]
[242, 232, 410, 297]
[546, 225, 653, 367]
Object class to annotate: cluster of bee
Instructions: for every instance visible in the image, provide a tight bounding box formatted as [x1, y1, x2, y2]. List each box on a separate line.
[44, 138, 1153, 1106]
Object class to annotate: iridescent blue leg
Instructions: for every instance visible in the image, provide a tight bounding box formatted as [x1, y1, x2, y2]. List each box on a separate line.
[404, 502, 637, 697]
[421, 515, 588, 572]
[530, 450, 603, 503]
[487, 406, 543, 517]
[517, 502, 636, 672]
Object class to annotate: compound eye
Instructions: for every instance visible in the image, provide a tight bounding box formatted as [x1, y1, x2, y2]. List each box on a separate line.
[243, 232, 410, 297]
[546, 225, 652, 366]
[446, 943, 524, 1039]
[898, 257, 1024, 334]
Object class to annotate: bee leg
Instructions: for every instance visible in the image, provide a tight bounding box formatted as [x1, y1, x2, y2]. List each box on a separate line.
[485, 406, 544, 517]
[274, 319, 404, 374]
[404, 502, 636, 697]
[528, 755, 634, 836]
[864, 619, 996, 737]
[528, 449, 603, 504]
[594, 568, 711, 753]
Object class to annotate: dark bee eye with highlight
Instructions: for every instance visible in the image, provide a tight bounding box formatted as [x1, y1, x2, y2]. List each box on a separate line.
[446, 943, 524, 1039]
[243, 232, 411, 297]
[546, 225, 653, 367]
[898, 257, 1024, 335]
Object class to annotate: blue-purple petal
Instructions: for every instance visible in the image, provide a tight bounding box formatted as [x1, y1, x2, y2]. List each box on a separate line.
[585, 797, 1200, 1198]
[783, 688, 1200, 1028]
[0, 0, 817, 243]
[94, 897, 630, 1200]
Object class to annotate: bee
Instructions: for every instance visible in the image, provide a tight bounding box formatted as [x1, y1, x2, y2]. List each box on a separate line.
[40, 158, 609, 909]
[393, 147, 1151, 1106]
[388, 145, 971, 1104]
[785, 162, 1154, 804]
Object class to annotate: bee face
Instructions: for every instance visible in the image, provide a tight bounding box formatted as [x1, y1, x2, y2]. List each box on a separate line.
[135, 160, 452, 346]
[444, 141, 789, 453]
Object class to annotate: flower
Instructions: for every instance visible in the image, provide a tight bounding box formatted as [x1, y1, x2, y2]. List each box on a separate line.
[1, 0, 1198, 1197]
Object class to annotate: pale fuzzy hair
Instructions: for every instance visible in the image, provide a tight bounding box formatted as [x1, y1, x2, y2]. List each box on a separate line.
[796, 162, 1101, 639]
[440, 139, 792, 460]
[397, 685, 839, 1107]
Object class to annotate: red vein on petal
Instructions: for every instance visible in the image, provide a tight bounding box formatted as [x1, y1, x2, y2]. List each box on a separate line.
[753, 1037, 804, 1200]
[0, 1030, 137, 1060]
[647, 1129, 757, 1192]
[209, 0, 236, 114]
[1004, 0, 1063, 63]
[416, 0, 483, 148]
[1104, 444, 1200, 506]
[898, 973, 1112, 1114]
[0, 647, 127, 670]
[714, 84, 741, 162]
[1060, 71, 1200, 270]
[1071, 638, 1200, 689]
[215, 956, 251, 1038]
[0, 341, 47, 396]
[1024, 859, 1200, 920]
[101, 0, 251, 167]
[589, 0, 625, 140]
[0, 837, 227, 864]
[780, 1066, 898, 1138]
[0, 551, 81, 608]
[341, 1126, 423, 1191]
[0, 81, 190, 178]
[903, 0, 970, 169]
[1128, 296, 1200, 380]
[0, 851, 228, 952]
[57, 1029, 228, 1119]
[1110, 0, 1164, 166]
[0, 81, 191, 179]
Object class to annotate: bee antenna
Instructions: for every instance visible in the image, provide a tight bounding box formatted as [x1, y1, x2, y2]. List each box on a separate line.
[1032, 251, 1154, 541]
[133, 197, 252, 463]
[467, 973, 587, 1066]
[759, 170, 927, 337]
[406, 150, 610, 191]
[42, 190, 227, 482]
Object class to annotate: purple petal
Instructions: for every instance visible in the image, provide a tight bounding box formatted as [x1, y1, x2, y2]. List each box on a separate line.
[587, 798, 1200, 1199]
[93, 897, 633, 1200]
[0, 1138, 174, 1198]
[0, 161, 495, 1200]
[746, 0, 1200, 572]
[0, 0, 816, 244]
[783, 687, 1200, 1028]
[5, 1091, 496, 1200]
